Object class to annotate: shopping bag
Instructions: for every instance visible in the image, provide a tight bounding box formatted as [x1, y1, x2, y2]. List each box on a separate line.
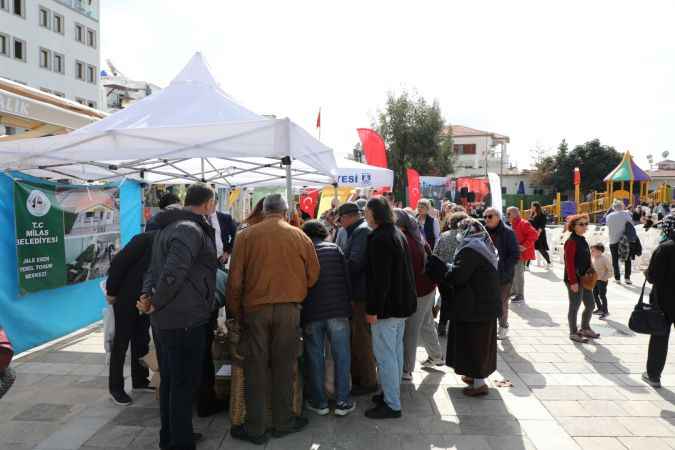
[103, 305, 115, 355]
[628, 281, 669, 336]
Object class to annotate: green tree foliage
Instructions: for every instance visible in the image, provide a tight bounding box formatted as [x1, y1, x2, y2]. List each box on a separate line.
[374, 90, 453, 199]
[530, 139, 622, 195]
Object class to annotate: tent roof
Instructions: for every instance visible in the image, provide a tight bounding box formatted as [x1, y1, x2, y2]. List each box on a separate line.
[0, 52, 336, 185]
[604, 151, 651, 182]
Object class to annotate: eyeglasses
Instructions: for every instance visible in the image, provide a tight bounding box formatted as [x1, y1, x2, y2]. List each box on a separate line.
[576, 222, 589, 227]
[484, 214, 495, 219]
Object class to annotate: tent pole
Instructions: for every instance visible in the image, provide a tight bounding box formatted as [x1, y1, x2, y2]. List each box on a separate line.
[283, 156, 293, 220]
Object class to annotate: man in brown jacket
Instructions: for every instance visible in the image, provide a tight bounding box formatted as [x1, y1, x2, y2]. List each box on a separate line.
[227, 194, 320, 445]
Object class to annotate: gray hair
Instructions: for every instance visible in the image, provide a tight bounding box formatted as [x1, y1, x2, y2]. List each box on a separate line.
[262, 193, 289, 215]
[417, 198, 432, 209]
[484, 207, 501, 218]
[506, 206, 521, 217]
[613, 200, 624, 211]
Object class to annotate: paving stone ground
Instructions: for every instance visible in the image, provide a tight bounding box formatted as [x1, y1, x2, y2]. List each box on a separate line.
[2, 262, 675, 449]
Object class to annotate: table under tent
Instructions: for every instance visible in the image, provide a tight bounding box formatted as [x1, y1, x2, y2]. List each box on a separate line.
[0, 52, 340, 353]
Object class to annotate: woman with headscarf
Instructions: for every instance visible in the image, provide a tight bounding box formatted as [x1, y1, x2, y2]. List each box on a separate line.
[433, 212, 469, 337]
[439, 218, 500, 397]
[643, 214, 675, 388]
[394, 209, 444, 381]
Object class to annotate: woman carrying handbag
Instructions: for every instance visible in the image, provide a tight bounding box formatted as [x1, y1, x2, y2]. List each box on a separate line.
[643, 214, 675, 388]
[0, 325, 15, 400]
[563, 214, 599, 343]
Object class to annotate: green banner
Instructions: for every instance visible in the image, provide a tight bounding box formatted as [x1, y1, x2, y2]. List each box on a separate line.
[14, 180, 121, 295]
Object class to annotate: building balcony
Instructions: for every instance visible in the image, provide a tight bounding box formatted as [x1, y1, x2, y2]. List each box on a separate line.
[52, 0, 98, 20]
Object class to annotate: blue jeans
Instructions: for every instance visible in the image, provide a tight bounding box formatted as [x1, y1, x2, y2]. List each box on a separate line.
[371, 318, 405, 411]
[303, 318, 352, 406]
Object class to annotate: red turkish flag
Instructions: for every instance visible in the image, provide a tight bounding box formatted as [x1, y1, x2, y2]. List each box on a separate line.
[407, 168, 421, 208]
[357, 128, 388, 168]
[316, 109, 321, 129]
[573, 167, 581, 186]
[300, 188, 320, 218]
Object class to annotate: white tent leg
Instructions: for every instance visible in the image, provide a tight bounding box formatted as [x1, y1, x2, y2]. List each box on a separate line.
[284, 157, 293, 220]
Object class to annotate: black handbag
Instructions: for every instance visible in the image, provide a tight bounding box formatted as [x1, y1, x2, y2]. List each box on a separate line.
[628, 281, 670, 336]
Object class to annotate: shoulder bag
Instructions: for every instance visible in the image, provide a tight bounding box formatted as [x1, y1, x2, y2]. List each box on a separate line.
[0, 327, 14, 371]
[628, 281, 670, 336]
[580, 268, 598, 291]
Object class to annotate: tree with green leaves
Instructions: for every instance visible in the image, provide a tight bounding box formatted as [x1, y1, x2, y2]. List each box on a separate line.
[530, 139, 622, 196]
[373, 90, 453, 200]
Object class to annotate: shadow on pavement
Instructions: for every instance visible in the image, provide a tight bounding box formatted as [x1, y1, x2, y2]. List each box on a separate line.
[510, 302, 560, 328]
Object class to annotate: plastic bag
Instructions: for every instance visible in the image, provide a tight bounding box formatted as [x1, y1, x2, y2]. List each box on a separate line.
[103, 305, 115, 356]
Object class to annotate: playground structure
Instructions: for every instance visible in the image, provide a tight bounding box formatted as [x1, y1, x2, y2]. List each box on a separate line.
[519, 151, 672, 222]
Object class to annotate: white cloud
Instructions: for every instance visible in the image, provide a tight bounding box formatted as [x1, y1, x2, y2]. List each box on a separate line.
[101, 0, 675, 171]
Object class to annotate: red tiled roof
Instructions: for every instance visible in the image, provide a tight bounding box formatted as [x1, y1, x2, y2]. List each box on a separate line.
[447, 125, 510, 142]
[57, 190, 116, 212]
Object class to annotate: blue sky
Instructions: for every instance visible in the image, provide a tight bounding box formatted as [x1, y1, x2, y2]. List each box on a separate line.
[101, 0, 675, 170]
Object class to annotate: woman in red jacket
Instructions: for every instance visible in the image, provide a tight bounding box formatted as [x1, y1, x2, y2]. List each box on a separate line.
[564, 214, 599, 343]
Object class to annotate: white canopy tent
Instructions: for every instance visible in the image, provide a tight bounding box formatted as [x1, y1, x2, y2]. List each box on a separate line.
[0, 53, 338, 206]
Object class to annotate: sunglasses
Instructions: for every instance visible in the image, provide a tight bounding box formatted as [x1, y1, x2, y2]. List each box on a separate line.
[576, 222, 589, 227]
[484, 214, 496, 219]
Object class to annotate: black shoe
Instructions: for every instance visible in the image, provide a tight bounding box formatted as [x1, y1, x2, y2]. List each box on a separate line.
[351, 384, 378, 396]
[197, 399, 227, 417]
[592, 309, 603, 315]
[365, 403, 402, 419]
[511, 296, 524, 303]
[271, 416, 309, 438]
[230, 425, 269, 445]
[132, 381, 156, 392]
[371, 393, 384, 404]
[110, 390, 132, 406]
[193, 433, 203, 443]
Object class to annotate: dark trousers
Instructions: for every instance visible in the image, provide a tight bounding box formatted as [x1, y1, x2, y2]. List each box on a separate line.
[593, 280, 609, 313]
[241, 303, 301, 437]
[537, 249, 551, 264]
[647, 322, 674, 380]
[196, 312, 217, 414]
[108, 305, 150, 393]
[609, 243, 632, 281]
[566, 285, 595, 335]
[157, 325, 206, 450]
[350, 302, 378, 388]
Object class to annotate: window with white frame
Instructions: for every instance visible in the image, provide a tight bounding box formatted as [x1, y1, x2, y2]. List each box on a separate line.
[0, 33, 8, 56]
[12, 0, 24, 17]
[53, 91, 65, 98]
[39, 87, 52, 94]
[75, 23, 84, 43]
[87, 100, 96, 109]
[75, 97, 87, 105]
[75, 60, 85, 80]
[39, 6, 50, 28]
[39, 48, 52, 69]
[87, 64, 97, 84]
[13, 37, 25, 61]
[53, 52, 64, 74]
[53, 13, 64, 34]
[86, 28, 96, 48]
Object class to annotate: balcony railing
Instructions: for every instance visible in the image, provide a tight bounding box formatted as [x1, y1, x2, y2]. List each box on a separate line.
[52, 0, 98, 20]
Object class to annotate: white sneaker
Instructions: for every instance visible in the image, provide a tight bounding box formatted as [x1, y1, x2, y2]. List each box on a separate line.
[305, 401, 329, 416]
[497, 326, 509, 340]
[402, 371, 413, 381]
[421, 357, 444, 368]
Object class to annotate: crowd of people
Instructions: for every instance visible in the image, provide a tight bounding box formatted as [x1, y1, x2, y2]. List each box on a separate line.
[101, 184, 675, 449]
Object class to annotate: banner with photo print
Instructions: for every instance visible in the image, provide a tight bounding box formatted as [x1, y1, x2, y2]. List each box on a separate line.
[14, 180, 121, 295]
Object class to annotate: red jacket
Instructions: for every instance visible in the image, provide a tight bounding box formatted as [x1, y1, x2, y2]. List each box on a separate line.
[403, 232, 436, 297]
[511, 217, 539, 261]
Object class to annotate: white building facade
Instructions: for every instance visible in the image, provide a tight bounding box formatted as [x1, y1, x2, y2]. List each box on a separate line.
[0, 0, 100, 109]
[450, 125, 514, 178]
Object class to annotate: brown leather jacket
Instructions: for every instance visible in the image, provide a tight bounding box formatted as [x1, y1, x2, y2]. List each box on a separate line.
[226, 215, 320, 318]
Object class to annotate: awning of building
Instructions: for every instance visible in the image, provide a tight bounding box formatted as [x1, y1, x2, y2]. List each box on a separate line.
[0, 78, 106, 141]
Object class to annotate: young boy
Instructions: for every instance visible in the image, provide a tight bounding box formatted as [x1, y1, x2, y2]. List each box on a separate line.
[591, 243, 612, 319]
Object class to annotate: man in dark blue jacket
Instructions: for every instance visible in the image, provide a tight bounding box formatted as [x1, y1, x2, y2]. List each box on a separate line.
[139, 184, 217, 450]
[337, 202, 378, 395]
[484, 208, 520, 340]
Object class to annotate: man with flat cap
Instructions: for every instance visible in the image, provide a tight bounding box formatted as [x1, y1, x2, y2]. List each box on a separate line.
[337, 202, 378, 395]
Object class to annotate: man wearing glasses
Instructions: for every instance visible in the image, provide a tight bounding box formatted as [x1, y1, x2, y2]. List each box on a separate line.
[484, 208, 520, 339]
[506, 207, 539, 303]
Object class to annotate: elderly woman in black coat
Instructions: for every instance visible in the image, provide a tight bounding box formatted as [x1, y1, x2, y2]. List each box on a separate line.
[428, 218, 500, 397]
